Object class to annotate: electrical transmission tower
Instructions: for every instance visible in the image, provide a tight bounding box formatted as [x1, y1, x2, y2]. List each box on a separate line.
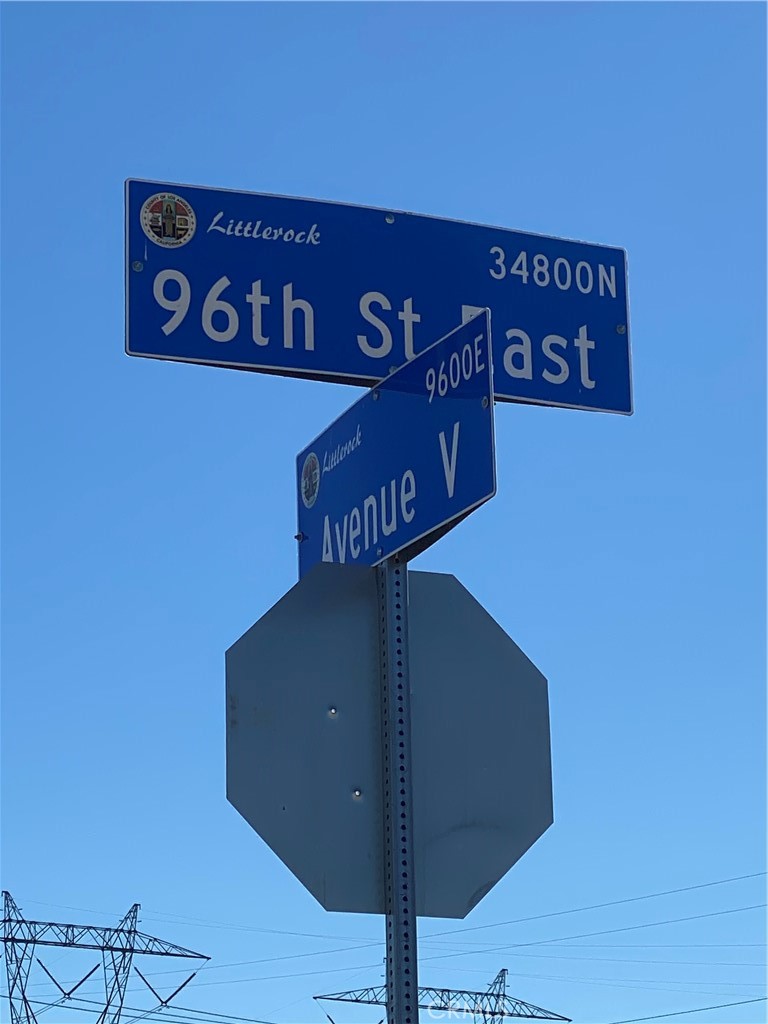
[2, 891, 208, 1024]
[316, 968, 571, 1022]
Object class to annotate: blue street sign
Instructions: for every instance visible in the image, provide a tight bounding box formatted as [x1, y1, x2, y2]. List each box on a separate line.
[296, 312, 495, 577]
[126, 179, 632, 414]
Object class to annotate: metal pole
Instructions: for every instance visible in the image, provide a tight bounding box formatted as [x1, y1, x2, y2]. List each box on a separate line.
[378, 558, 418, 1024]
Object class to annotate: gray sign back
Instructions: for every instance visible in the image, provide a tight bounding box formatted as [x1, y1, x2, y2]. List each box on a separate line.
[226, 563, 552, 919]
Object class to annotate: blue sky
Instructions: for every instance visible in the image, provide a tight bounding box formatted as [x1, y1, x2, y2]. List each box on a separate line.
[1, 3, 765, 1024]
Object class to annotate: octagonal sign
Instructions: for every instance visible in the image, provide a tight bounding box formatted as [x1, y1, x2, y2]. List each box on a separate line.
[226, 563, 552, 919]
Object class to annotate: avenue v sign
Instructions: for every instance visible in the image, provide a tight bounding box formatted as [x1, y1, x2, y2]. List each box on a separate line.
[126, 179, 632, 414]
[296, 313, 495, 578]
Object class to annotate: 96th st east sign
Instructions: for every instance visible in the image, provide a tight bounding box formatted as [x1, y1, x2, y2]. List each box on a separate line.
[126, 179, 632, 414]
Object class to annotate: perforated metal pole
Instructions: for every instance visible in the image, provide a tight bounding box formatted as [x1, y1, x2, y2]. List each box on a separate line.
[377, 558, 418, 1024]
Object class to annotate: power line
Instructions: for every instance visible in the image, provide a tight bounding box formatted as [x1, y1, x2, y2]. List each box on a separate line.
[22, 901, 766, 998]
[451, 969, 763, 1000]
[505, 972, 766, 990]
[604, 996, 767, 1023]
[24, 939, 766, 997]
[439, 963, 765, 991]
[23, 939, 382, 989]
[24, 994, 280, 1024]
[178, 941, 379, 972]
[419, 904, 768, 964]
[58, 904, 766, 996]
[425, 937, 767, 949]
[418, 946, 767, 968]
[15, 881, 766, 1017]
[23, 901, 372, 944]
[424, 872, 768, 939]
[23, 870, 766, 948]
[431, 963, 766, 995]
[178, 962, 386, 987]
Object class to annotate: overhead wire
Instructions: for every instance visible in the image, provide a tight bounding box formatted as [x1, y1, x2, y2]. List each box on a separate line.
[16, 898, 766, 1004]
[529, 943, 767, 948]
[445, 965, 765, 990]
[21, 869, 766, 948]
[23, 994, 280, 1024]
[418, 903, 768, 964]
[422, 966, 763, 1000]
[423, 871, 767, 939]
[11, 873, 765, 1018]
[604, 995, 767, 1023]
[47, 901, 764, 998]
[416, 946, 767, 968]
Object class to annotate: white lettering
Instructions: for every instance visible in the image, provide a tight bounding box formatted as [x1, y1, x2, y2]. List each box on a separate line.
[542, 334, 569, 384]
[206, 212, 320, 244]
[357, 292, 393, 358]
[503, 328, 532, 380]
[461, 343, 473, 380]
[598, 264, 617, 299]
[381, 480, 397, 537]
[554, 257, 571, 290]
[321, 424, 363, 476]
[154, 269, 190, 336]
[398, 297, 421, 360]
[473, 333, 486, 374]
[334, 517, 348, 563]
[202, 276, 239, 342]
[363, 494, 378, 550]
[245, 279, 270, 346]
[283, 283, 314, 351]
[439, 423, 460, 499]
[401, 470, 416, 523]
[322, 517, 333, 562]
[349, 508, 362, 559]
[318, 469, 416, 564]
[576, 261, 593, 293]
[574, 324, 596, 389]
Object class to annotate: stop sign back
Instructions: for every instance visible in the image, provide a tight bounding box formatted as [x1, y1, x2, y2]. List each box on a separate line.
[225, 563, 552, 919]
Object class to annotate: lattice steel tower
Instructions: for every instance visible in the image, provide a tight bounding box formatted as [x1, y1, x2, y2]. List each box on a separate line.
[2, 891, 208, 1024]
[316, 968, 570, 1022]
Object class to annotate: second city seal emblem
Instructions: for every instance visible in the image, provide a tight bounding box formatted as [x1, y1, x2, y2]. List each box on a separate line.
[300, 452, 321, 509]
[140, 192, 196, 248]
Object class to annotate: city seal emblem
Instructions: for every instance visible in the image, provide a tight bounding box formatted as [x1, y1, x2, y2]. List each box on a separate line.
[140, 192, 196, 248]
[300, 452, 321, 510]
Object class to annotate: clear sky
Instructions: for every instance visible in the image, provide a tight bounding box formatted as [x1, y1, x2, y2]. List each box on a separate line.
[1, 3, 765, 1024]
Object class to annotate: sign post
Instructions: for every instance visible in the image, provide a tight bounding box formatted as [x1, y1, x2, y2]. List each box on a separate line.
[378, 559, 418, 1023]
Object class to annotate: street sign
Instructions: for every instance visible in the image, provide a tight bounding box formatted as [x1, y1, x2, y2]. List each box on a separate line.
[126, 179, 632, 414]
[296, 312, 495, 578]
[226, 562, 553, 919]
